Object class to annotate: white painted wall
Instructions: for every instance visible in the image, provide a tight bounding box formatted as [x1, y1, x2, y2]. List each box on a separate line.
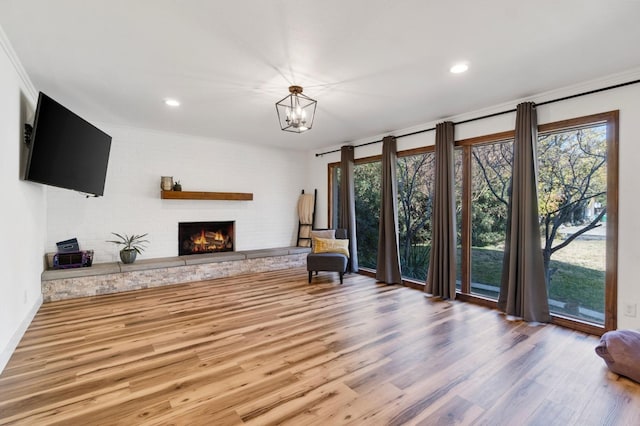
[0, 29, 44, 372]
[308, 70, 640, 330]
[44, 125, 309, 263]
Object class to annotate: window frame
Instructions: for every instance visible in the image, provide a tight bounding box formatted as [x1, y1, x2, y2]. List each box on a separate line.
[326, 110, 618, 334]
[329, 149, 435, 281]
[537, 111, 618, 334]
[455, 131, 515, 307]
[396, 147, 437, 281]
[455, 112, 618, 334]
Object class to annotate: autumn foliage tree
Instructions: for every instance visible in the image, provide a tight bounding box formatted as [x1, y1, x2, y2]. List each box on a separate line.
[351, 124, 607, 290]
[474, 125, 607, 285]
[536, 126, 607, 284]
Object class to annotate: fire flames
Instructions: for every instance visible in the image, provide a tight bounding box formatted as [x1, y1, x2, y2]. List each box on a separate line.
[191, 229, 228, 252]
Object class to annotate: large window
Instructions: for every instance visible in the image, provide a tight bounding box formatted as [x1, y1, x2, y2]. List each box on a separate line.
[469, 140, 513, 299]
[327, 111, 617, 333]
[397, 150, 435, 281]
[536, 113, 617, 329]
[456, 112, 618, 333]
[328, 160, 383, 270]
[354, 160, 381, 270]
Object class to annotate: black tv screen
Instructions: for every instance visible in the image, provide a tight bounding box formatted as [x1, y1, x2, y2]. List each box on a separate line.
[24, 92, 112, 196]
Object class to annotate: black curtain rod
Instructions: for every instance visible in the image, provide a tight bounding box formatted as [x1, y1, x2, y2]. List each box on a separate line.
[314, 78, 640, 157]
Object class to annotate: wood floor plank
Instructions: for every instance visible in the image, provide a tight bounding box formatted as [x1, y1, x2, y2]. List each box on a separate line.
[311, 381, 405, 425]
[1, 267, 639, 425]
[413, 394, 484, 426]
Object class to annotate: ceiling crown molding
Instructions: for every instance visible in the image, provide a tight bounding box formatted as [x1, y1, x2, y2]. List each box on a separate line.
[0, 24, 37, 102]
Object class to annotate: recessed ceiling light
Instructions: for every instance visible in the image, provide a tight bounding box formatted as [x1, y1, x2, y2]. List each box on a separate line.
[450, 63, 469, 74]
[164, 98, 180, 107]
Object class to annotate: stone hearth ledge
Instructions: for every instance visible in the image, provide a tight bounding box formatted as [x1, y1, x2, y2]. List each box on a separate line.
[41, 246, 311, 302]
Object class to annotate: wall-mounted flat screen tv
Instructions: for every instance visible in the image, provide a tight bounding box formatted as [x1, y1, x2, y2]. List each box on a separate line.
[24, 92, 112, 196]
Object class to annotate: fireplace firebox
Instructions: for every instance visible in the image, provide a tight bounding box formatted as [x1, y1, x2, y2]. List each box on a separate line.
[178, 221, 234, 256]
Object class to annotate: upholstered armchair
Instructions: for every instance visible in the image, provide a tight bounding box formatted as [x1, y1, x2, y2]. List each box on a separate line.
[306, 228, 349, 284]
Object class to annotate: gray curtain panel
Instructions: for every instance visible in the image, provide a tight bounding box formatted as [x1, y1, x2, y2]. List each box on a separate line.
[376, 136, 402, 283]
[498, 102, 550, 322]
[425, 121, 457, 299]
[339, 145, 359, 272]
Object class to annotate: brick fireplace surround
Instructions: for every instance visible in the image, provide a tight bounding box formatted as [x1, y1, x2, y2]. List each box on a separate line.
[41, 246, 310, 302]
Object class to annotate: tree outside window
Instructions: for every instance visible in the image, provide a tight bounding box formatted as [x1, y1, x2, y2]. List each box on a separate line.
[397, 151, 435, 281]
[354, 161, 381, 270]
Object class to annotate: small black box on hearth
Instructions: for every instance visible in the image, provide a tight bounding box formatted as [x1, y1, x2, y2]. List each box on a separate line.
[56, 238, 80, 253]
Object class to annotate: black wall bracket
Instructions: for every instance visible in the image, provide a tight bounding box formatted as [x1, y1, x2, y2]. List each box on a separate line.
[24, 123, 33, 146]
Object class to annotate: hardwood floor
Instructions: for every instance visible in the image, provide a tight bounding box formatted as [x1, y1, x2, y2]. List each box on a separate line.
[1, 268, 639, 425]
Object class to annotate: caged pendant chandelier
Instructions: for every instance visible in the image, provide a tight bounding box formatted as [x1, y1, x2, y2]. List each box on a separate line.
[275, 85, 317, 133]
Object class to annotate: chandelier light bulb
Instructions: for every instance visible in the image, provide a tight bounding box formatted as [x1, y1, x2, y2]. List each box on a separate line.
[275, 85, 317, 133]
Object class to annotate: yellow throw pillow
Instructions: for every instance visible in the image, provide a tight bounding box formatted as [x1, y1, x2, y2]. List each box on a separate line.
[310, 229, 336, 240]
[312, 237, 349, 257]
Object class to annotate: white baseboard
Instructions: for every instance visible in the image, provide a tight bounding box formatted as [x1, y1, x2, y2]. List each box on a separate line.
[0, 294, 42, 374]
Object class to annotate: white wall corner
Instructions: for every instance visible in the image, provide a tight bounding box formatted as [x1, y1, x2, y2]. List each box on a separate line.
[0, 294, 42, 374]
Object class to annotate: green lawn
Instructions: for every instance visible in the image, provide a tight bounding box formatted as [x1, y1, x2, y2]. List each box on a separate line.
[469, 247, 604, 312]
[400, 241, 605, 313]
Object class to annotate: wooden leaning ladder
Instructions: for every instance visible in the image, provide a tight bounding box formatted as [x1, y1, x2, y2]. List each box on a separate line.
[297, 189, 317, 247]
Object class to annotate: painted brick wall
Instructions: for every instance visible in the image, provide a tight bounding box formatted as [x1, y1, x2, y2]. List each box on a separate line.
[45, 125, 309, 263]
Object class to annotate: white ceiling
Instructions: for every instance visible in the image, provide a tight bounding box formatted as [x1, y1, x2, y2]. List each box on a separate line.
[2, 0, 640, 151]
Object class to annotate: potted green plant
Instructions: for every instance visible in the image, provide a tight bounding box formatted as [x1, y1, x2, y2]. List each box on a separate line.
[107, 233, 149, 264]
